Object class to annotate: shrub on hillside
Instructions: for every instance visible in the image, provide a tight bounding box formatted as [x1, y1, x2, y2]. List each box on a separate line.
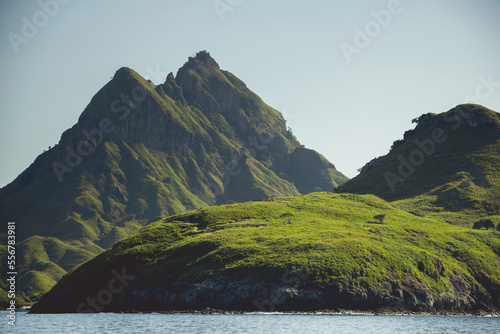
[374, 214, 386, 224]
[472, 219, 495, 230]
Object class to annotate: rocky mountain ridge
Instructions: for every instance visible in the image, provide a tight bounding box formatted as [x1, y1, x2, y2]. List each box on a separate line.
[0, 51, 348, 303]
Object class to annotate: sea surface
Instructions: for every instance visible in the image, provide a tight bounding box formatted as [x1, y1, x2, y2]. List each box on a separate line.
[1, 311, 499, 333]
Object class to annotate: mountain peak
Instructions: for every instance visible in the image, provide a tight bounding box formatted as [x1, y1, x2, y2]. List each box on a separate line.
[183, 50, 220, 70]
[447, 104, 500, 128]
[406, 104, 500, 143]
[107, 66, 149, 93]
[193, 50, 218, 64]
[0, 52, 348, 303]
[338, 104, 500, 212]
[166, 72, 175, 83]
[113, 66, 141, 81]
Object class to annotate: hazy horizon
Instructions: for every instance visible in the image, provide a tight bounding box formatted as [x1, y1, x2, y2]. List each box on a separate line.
[1, 0, 500, 187]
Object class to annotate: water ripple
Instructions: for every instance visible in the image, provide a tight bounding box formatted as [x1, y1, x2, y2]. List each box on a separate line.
[1, 311, 499, 334]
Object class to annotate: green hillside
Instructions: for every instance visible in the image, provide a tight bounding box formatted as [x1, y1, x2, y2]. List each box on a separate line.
[0, 51, 347, 303]
[0, 236, 100, 303]
[31, 192, 500, 313]
[337, 104, 500, 214]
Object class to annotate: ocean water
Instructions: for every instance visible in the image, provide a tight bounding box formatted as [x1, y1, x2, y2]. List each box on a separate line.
[1, 311, 499, 334]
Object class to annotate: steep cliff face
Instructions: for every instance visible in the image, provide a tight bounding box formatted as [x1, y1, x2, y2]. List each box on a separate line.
[0, 51, 347, 303]
[30, 272, 500, 314]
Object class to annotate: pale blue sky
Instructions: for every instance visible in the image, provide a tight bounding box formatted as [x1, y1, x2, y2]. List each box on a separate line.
[1, 0, 499, 188]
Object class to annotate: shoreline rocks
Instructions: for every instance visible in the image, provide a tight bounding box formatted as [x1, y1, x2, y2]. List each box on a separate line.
[31, 272, 500, 314]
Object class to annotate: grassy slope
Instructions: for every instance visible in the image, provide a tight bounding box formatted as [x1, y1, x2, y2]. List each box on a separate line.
[0, 55, 348, 303]
[44, 192, 500, 312]
[1, 58, 347, 248]
[0, 236, 101, 303]
[337, 105, 500, 214]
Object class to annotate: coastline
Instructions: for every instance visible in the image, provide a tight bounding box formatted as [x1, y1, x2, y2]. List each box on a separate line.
[12, 307, 500, 316]
[94, 308, 500, 317]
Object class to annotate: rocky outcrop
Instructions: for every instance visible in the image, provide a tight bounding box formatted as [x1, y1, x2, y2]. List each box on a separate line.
[358, 156, 382, 174]
[120, 277, 498, 313]
[31, 271, 500, 314]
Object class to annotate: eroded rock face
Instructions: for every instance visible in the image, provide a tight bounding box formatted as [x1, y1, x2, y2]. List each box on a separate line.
[31, 270, 500, 314]
[404, 104, 500, 142]
[121, 277, 498, 313]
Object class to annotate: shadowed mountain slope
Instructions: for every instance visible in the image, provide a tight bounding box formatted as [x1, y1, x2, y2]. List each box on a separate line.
[337, 104, 500, 213]
[0, 51, 347, 303]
